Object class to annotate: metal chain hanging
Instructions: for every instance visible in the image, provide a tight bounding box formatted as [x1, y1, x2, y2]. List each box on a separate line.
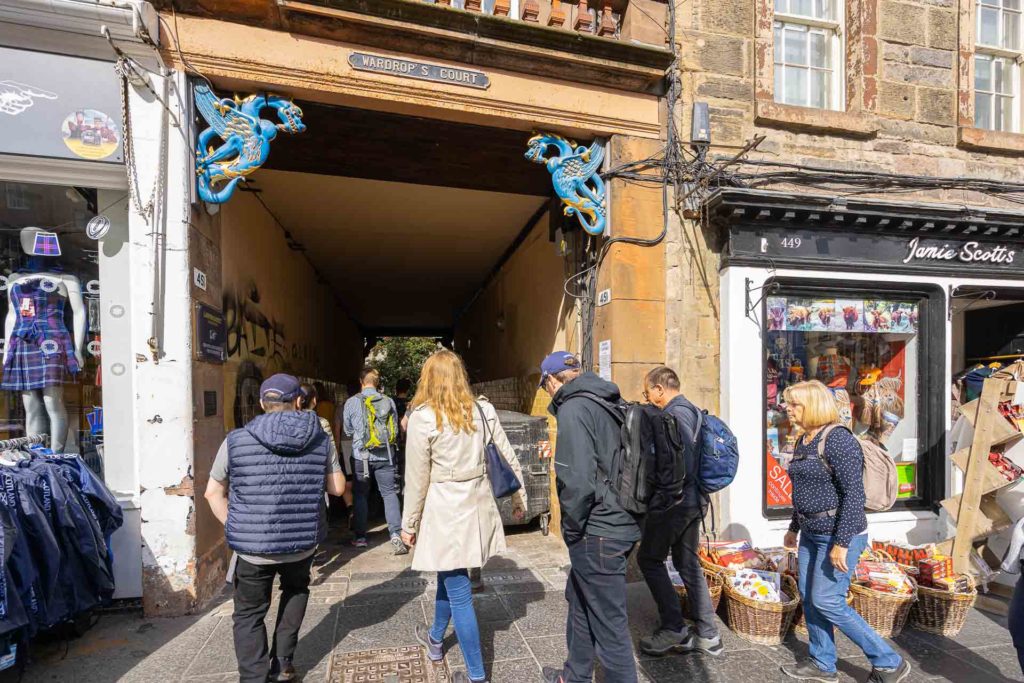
[114, 57, 159, 223]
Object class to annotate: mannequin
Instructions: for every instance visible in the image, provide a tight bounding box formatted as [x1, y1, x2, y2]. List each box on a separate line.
[1, 228, 86, 452]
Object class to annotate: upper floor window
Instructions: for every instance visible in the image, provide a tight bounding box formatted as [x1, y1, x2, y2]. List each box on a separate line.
[4, 184, 28, 211]
[976, 0, 1022, 132]
[773, 0, 845, 110]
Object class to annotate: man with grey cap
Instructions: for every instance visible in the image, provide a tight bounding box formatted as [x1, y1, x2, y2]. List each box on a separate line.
[205, 373, 346, 683]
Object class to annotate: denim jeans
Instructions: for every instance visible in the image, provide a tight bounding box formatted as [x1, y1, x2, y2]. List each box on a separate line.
[637, 505, 718, 638]
[430, 569, 484, 681]
[564, 535, 638, 683]
[1008, 570, 1024, 676]
[352, 459, 402, 539]
[798, 532, 902, 674]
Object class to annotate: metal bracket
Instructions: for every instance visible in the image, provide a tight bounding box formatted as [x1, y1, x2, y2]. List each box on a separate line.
[948, 285, 996, 321]
[746, 277, 780, 324]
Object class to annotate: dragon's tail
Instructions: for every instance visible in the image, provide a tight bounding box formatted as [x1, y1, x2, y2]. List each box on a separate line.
[197, 172, 244, 205]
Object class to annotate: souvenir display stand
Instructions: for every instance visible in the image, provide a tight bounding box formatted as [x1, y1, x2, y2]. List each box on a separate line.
[938, 376, 1021, 575]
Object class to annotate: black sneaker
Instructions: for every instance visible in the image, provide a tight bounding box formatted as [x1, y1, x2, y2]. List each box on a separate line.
[541, 666, 564, 683]
[867, 659, 911, 683]
[639, 628, 687, 656]
[676, 630, 724, 657]
[269, 656, 296, 682]
[780, 660, 839, 682]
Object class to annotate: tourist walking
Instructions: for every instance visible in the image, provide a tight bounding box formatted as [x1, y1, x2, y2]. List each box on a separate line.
[636, 366, 722, 657]
[401, 350, 527, 683]
[539, 352, 641, 683]
[781, 380, 909, 683]
[343, 366, 407, 553]
[301, 382, 353, 507]
[204, 373, 346, 683]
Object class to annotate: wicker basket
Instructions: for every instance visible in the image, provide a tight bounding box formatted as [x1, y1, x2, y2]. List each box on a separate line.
[908, 575, 977, 637]
[674, 568, 724, 615]
[791, 590, 854, 636]
[850, 577, 917, 638]
[723, 573, 801, 645]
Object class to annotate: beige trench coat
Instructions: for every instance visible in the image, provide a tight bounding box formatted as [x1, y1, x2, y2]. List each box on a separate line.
[401, 399, 528, 573]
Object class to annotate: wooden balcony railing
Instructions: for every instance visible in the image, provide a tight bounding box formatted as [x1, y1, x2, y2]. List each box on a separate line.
[425, 0, 666, 43]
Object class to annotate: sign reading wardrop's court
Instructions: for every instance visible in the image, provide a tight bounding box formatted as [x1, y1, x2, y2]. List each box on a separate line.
[349, 53, 490, 90]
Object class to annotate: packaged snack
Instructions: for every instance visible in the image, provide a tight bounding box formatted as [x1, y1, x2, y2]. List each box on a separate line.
[730, 569, 782, 603]
[933, 575, 972, 593]
[854, 561, 912, 594]
[918, 556, 952, 587]
[760, 547, 799, 575]
[701, 540, 762, 569]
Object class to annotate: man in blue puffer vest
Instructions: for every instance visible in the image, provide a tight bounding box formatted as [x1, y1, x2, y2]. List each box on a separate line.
[205, 373, 346, 683]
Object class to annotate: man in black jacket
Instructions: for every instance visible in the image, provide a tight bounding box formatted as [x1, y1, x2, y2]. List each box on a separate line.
[538, 352, 641, 683]
[637, 366, 722, 657]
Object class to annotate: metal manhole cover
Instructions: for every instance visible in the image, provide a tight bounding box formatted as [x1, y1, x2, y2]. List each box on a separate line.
[329, 646, 451, 683]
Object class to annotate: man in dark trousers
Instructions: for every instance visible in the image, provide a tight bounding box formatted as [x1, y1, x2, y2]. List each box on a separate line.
[205, 373, 346, 683]
[637, 366, 722, 657]
[539, 352, 641, 683]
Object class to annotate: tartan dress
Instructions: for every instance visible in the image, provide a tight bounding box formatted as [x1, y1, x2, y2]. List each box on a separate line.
[1, 279, 79, 391]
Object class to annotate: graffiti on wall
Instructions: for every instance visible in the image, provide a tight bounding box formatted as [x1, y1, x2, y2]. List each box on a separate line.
[223, 282, 323, 428]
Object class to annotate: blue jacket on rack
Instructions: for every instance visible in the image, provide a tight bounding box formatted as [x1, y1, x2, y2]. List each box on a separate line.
[225, 410, 329, 556]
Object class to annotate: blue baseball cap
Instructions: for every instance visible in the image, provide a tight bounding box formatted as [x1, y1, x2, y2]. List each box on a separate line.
[539, 351, 581, 387]
[260, 373, 302, 402]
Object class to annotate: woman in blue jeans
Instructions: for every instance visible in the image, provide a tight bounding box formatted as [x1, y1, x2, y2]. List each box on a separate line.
[780, 381, 910, 683]
[400, 351, 527, 683]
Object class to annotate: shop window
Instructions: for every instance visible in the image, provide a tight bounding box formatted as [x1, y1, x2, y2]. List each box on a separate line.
[773, 0, 845, 111]
[975, 0, 1023, 132]
[764, 289, 928, 514]
[0, 181, 103, 472]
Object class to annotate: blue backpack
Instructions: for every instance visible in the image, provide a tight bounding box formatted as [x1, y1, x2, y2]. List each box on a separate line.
[693, 410, 739, 495]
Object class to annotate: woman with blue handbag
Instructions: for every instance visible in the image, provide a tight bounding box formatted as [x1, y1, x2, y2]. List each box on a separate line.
[401, 350, 527, 683]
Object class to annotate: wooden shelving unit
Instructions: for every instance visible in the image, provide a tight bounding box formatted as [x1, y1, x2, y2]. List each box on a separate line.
[938, 377, 1022, 575]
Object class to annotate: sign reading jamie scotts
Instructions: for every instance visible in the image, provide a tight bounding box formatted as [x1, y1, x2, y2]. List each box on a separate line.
[348, 53, 490, 90]
[729, 227, 1024, 275]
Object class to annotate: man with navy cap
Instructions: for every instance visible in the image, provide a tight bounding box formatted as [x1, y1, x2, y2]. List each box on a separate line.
[205, 373, 346, 683]
[538, 352, 641, 683]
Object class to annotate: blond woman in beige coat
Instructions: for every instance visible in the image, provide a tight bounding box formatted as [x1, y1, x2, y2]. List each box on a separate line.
[400, 350, 527, 683]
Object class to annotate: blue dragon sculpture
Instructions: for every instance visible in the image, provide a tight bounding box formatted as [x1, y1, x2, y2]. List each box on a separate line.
[525, 133, 606, 236]
[194, 84, 306, 204]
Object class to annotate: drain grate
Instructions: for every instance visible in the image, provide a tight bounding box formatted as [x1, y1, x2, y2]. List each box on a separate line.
[328, 646, 450, 683]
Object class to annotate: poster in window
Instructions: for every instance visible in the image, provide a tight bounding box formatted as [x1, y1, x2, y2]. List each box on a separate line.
[786, 298, 813, 331]
[834, 299, 863, 332]
[766, 428, 792, 507]
[808, 299, 837, 331]
[864, 301, 919, 333]
[767, 297, 787, 331]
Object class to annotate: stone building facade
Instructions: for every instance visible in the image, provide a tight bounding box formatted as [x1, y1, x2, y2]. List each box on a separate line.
[673, 0, 1024, 551]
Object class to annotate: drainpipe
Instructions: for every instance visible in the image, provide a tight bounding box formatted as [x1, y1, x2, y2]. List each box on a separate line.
[0, 0, 160, 46]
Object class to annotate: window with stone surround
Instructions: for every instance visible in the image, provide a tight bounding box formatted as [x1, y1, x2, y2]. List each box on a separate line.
[974, 0, 1022, 132]
[773, 0, 846, 110]
[755, 0, 877, 135]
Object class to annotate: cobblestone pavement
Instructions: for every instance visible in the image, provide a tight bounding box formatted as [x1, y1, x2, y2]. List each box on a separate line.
[4, 525, 1021, 682]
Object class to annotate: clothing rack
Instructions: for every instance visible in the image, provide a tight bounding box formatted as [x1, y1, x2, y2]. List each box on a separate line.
[0, 434, 48, 452]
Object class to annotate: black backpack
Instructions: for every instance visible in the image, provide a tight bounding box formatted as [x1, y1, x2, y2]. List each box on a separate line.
[571, 393, 679, 515]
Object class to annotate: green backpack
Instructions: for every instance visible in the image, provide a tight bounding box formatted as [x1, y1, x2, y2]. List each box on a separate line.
[363, 394, 397, 449]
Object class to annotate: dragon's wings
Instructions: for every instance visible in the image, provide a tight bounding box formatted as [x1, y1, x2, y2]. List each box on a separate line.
[194, 83, 258, 142]
[551, 140, 605, 197]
